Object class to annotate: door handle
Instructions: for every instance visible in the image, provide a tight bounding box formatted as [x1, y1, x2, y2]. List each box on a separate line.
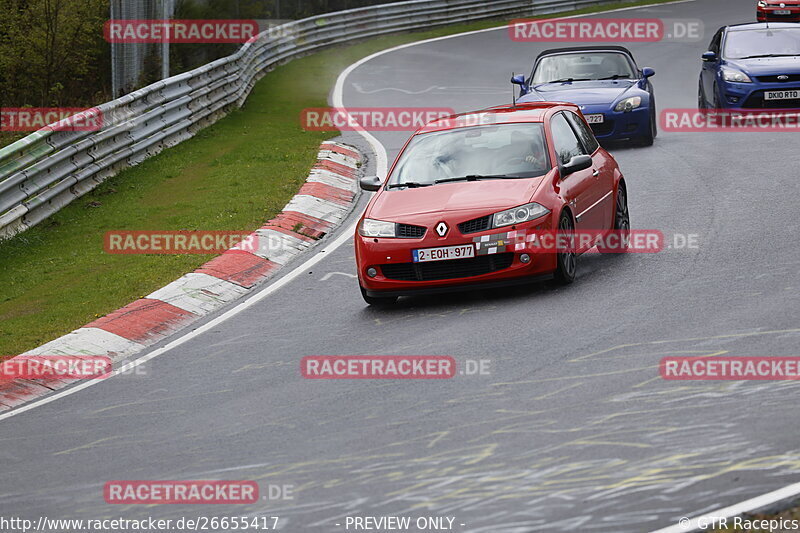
[592, 169, 599, 177]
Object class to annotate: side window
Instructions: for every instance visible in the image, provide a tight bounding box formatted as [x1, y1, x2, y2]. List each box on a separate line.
[709, 29, 723, 54]
[564, 111, 600, 154]
[550, 112, 586, 166]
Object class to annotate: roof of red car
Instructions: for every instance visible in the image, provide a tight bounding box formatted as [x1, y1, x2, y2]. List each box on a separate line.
[417, 102, 577, 134]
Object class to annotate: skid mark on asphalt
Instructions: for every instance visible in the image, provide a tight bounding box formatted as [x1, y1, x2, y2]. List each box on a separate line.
[351, 83, 504, 95]
[157, 328, 800, 531]
[11, 329, 794, 530]
[52, 436, 123, 456]
[320, 271, 357, 281]
[569, 327, 800, 361]
[491, 364, 658, 386]
[88, 389, 233, 415]
[232, 360, 295, 373]
[83, 409, 188, 420]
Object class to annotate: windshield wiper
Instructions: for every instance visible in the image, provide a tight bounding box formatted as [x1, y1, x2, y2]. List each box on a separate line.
[386, 182, 432, 189]
[738, 53, 800, 59]
[551, 77, 591, 83]
[597, 74, 628, 80]
[435, 175, 514, 184]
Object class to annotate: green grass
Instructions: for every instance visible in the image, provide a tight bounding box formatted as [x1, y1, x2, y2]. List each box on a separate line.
[0, 0, 680, 355]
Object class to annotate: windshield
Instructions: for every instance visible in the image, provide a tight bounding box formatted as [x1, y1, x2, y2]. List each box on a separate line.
[723, 28, 800, 59]
[388, 124, 551, 187]
[532, 52, 637, 84]
[533, 52, 637, 85]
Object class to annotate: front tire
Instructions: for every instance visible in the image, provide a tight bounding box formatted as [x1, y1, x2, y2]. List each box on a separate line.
[553, 210, 577, 285]
[360, 286, 397, 306]
[638, 105, 657, 146]
[710, 83, 721, 110]
[698, 79, 708, 110]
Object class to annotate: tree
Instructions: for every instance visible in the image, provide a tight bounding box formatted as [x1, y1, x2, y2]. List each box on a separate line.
[0, 0, 109, 108]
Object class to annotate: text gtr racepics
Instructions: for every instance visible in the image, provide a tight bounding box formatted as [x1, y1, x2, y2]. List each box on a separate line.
[354, 102, 630, 306]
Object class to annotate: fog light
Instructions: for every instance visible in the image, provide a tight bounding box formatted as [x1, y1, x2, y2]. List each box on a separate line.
[366, 267, 378, 278]
[520, 254, 531, 264]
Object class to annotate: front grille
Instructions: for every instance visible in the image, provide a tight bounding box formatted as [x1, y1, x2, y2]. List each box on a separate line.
[756, 74, 800, 83]
[590, 121, 614, 137]
[743, 89, 800, 108]
[397, 223, 426, 238]
[380, 253, 515, 281]
[458, 215, 492, 234]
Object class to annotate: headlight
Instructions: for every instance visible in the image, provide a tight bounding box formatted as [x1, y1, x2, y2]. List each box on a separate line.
[492, 203, 550, 228]
[721, 67, 752, 83]
[614, 96, 642, 112]
[758, 1, 767, 6]
[359, 218, 396, 238]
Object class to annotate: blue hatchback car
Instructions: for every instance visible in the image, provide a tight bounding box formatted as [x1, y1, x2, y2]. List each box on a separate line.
[699, 23, 800, 109]
[512, 46, 657, 146]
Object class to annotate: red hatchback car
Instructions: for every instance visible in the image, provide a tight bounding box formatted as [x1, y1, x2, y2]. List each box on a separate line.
[757, 0, 800, 22]
[354, 102, 629, 306]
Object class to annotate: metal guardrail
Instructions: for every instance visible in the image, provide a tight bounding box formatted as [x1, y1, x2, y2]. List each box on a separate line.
[0, 0, 633, 240]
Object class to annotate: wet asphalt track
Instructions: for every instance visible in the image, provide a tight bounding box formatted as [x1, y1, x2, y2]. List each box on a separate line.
[2, 0, 800, 531]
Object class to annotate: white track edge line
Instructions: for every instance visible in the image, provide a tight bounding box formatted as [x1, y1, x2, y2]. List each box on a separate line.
[651, 481, 800, 532]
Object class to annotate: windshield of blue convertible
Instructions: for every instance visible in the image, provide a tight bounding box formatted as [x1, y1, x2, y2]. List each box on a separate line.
[388, 123, 552, 186]
[532, 52, 637, 83]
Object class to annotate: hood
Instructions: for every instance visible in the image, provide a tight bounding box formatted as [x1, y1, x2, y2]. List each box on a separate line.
[726, 56, 800, 76]
[529, 80, 636, 105]
[368, 177, 546, 220]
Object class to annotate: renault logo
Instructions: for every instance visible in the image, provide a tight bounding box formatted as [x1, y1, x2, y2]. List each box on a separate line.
[435, 222, 449, 237]
[778, 75, 790, 81]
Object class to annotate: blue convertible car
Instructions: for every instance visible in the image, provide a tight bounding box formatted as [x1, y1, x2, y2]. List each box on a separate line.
[512, 46, 657, 146]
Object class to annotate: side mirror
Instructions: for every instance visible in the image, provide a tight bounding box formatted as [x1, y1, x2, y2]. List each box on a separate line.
[642, 67, 655, 78]
[561, 155, 592, 178]
[702, 51, 718, 62]
[359, 176, 382, 192]
[511, 74, 529, 96]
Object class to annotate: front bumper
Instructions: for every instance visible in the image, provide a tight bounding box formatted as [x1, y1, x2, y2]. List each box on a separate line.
[718, 80, 800, 109]
[581, 104, 651, 141]
[757, 8, 800, 22]
[355, 217, 557, 296]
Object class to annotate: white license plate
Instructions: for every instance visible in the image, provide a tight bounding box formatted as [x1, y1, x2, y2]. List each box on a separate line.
[585, 114, 605, 124]
[765, 90, 800, 100]
[774, 9, 792, 14]
[413, 244, 475, 263]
